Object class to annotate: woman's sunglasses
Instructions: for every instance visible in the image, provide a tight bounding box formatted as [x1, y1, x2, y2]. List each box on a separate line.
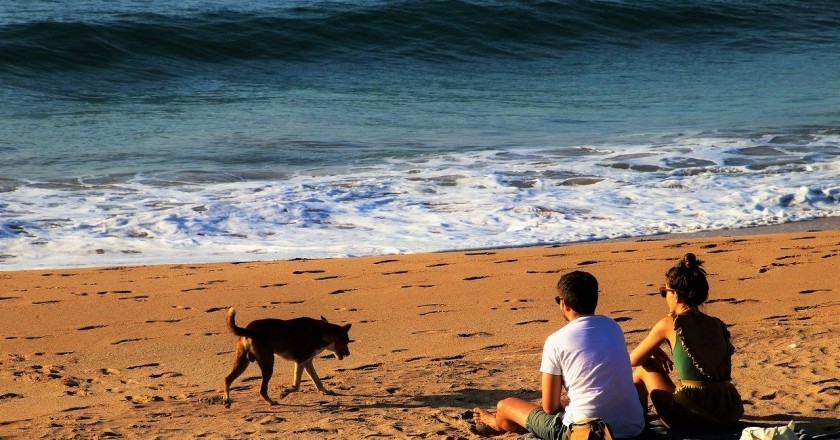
[659, 286, 674, 298]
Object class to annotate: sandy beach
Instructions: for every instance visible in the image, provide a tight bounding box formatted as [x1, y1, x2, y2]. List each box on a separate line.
[1, 223, 838, 439]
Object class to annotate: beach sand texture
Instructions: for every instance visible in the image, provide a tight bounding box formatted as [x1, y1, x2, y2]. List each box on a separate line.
[1, 229, 838, 439]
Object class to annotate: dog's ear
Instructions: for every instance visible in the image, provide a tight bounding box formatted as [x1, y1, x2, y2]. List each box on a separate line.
[343, 323, 352, 332]
[321, 316, 328, 322]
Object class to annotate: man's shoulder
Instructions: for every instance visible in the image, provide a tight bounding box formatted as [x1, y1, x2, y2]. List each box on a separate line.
[578, 314, 622, 328]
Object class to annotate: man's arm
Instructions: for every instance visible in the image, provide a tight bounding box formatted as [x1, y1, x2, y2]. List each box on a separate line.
[541, 372, 566, 414]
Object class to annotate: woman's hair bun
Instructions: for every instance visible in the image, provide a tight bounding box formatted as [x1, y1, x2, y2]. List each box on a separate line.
[681, 253, 703, 268]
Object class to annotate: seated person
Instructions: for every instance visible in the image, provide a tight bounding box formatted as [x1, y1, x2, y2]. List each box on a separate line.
[630, 253, 744, 429]
[473, 270, 645, 439]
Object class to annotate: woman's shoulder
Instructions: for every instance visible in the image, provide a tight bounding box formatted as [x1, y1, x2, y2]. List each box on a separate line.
[651, 314, 676, 335]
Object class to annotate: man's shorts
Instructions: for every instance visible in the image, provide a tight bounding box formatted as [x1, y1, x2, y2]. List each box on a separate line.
[526, 408, 569, 440]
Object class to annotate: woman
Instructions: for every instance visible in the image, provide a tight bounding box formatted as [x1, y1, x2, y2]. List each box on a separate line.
[630, 253, 744, 429]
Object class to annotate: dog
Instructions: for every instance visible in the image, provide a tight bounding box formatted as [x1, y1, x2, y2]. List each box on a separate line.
[222, 307, 352, 408]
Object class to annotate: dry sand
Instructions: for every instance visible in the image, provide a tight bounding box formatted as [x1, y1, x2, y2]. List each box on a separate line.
[1, 223, 839, 439]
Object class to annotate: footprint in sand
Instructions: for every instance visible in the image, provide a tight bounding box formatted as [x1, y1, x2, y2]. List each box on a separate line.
[127, 363, 160, 370]
[315, 275, 339, 280]
[260, 282, 288, 288]
[32, 299, 60, 305]
[107, 290, 133, 295]
[125, 394, 165, 404]
[463, 275, 488, 281]
[799, 289, 831, 294]
[383, 270, 409, 275]
[431, 354, 465, 362]
[77, 325, 107, 331]
[374, 259, 400, 265]
[465, 251, 495, 256]
[149, 371, 183, 379]
[614, 317, 632, 322]
[293, 269, 326, 274]
[515, 319, 549, 326]
[111, 338, 148, 345]
[494, 259, 518, 264]
[329, 288, 357, 295]
[419, 310, 450, 316]
[337, 363, 383, 372]
[427, 262, 450, 267]
[205, 306, 227, 313]
[457, 332, 492, 338]
[706, 297, 758, 305]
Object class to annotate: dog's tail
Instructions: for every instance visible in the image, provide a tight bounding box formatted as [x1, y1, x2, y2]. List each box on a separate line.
[226, 308, 257, 338]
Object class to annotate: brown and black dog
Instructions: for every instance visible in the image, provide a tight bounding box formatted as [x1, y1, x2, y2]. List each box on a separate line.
[223, 307, 352, 408]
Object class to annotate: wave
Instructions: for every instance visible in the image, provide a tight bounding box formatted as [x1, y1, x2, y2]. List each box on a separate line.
[2, 0, 838, 76]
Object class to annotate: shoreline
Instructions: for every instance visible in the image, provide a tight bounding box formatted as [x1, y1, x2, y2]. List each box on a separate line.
[1, 223, 838, 438]
[2, 216, 838, 273]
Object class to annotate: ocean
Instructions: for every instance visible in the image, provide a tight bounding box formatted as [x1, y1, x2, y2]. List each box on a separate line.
[1, 0, 839, 270]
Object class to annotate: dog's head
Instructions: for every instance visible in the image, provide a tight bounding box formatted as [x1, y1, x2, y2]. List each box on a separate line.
[321, 316, 352, 360]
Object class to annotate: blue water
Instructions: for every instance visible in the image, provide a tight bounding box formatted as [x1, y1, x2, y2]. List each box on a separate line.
[1, 1, 839, 269]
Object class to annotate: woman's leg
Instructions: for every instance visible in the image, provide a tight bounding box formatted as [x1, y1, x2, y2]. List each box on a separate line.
[633, 358, 678, 426]
[473, 397, 539, 433]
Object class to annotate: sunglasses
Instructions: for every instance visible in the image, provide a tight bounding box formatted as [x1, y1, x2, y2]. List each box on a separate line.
[554, 296, 563, 305]
[659, 286, 675, 298]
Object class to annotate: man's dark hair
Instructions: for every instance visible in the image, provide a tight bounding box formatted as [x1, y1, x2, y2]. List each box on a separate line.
[556, 270, 598, 315]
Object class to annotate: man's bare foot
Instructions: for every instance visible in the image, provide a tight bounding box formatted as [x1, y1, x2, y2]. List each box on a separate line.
[471, 408, 503, 433]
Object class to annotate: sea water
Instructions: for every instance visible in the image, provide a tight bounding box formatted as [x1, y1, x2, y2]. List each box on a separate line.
[1, 0, 839, 270]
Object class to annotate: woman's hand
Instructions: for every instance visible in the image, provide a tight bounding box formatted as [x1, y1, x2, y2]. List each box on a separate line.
[649, 346, 673, 372]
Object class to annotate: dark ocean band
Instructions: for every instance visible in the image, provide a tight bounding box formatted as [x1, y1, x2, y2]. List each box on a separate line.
[2, 0, 839, 75]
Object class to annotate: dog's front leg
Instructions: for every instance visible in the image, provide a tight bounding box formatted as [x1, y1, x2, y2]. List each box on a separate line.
[278, 362, 304, 399]
[303, 360, 335, 396]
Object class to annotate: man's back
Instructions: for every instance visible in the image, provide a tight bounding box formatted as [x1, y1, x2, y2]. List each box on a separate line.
[541, 315, 645, 438]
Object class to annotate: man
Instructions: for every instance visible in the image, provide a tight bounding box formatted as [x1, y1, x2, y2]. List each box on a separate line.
[472, 271, 645, 440]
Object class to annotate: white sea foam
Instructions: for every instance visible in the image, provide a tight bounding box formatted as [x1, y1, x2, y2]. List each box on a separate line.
[1, 135, 839, 270]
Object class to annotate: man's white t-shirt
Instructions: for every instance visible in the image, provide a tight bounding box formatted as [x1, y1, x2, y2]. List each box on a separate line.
[540, 314, 645, 438]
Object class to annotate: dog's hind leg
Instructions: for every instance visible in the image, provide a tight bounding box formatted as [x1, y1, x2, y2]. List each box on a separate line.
[253, 349, 278, 406]
[303, 360, 335, 395]
[223, 342, 250, 408]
